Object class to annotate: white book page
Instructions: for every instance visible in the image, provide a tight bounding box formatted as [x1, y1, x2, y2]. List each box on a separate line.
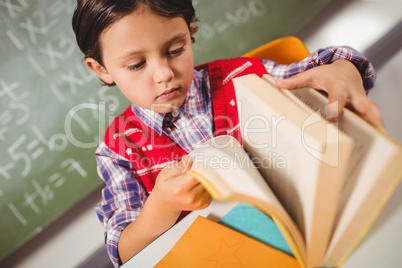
[288, 87, 400, 257]
[236, 81, 323, 241]
[189, 135, 286, 213]
[327, 136, 395, 251]
[189, 134, 308, 266]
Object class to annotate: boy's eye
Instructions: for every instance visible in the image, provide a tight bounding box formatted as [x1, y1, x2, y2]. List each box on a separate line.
[168, 46, 184, 56]
[127, 61, 145, 71]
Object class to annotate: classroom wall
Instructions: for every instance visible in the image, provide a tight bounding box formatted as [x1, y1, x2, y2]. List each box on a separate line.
[1, 0, 401, 267]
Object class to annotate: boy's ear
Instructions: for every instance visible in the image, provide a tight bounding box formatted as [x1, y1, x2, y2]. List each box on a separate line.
[190, 23, 194, 35]
[85, 58, 114, 85]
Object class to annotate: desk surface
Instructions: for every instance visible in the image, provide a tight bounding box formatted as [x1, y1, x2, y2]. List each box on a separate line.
[124, 182, 402, 268]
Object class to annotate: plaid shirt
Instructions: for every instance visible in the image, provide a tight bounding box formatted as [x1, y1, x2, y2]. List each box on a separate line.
[95, 46, 376, 267]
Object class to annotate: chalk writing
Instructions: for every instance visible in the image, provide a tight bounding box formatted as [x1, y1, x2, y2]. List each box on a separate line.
[7, 158, 88, 226]
[8, 136, 31, 176]
[0, 1, 112, 247]
[195, 0, 268, 41]
[27, 55, 47, 77]
[0, 0, 28, 18]
[6, 29, 24, 50]
[0, 162, 14, 180]
[38, 38, 75, 68]
[7, 202, 28, 226]
[50, 62, 97, 104]
[19, 10, 57, 44]
[31, 125, 68, 152]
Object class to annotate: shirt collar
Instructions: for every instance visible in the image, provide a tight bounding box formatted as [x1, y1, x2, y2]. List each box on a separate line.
[131, 69, 209, 136]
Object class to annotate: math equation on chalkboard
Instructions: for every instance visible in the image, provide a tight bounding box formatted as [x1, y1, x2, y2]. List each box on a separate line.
[0, 0, 129, 261]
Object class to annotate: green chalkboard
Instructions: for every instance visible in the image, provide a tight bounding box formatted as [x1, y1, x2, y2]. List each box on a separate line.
[0, 0, 331, 261]
[0, 0, 131, 261]
[192, 0, 332, 65]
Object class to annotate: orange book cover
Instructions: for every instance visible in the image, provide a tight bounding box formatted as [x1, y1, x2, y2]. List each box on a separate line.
[155, 216, 300, 268]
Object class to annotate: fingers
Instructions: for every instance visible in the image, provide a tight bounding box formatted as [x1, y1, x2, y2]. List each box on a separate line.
[195, 185, 213, 207]
[162, 155, 193, 175]
[178, 172, 201, 190]
[170, 172, 212, 210]
[275, 73, 311, 90]
[164, 154, 200, 191]
[155, 155, 211, 211]
[275, 69, 324, 91]
[321, 89, 384, 129]
[275, 64, 384, 130]
[351, 97, 385, 130]
[180, 154, 193, 173]
[185, 181, 213, 209]
[327, 90, 348, 122]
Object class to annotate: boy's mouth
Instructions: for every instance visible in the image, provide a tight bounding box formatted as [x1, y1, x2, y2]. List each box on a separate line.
[157, 87, 179, 100]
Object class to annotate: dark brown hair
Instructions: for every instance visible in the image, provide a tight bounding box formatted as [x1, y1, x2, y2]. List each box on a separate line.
[72, 0, 197, 67]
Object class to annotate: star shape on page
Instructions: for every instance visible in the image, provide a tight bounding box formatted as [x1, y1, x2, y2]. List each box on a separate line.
[204, 238, 245, 267]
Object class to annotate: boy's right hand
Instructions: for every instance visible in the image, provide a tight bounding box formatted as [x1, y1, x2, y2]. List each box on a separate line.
[150, 155, 213, 215]
[118, 155, 212, 263]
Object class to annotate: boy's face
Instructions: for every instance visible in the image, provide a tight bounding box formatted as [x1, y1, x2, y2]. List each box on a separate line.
[86, 10, 194, 113]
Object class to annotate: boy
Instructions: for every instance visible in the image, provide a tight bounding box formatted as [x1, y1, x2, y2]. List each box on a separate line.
[72, 0, 382, 266]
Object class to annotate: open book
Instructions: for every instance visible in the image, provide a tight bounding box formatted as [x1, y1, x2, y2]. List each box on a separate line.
[187, 74, 402, 268]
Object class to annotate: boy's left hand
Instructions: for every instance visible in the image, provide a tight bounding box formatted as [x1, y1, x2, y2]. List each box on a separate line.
[275, 59, 384, 130]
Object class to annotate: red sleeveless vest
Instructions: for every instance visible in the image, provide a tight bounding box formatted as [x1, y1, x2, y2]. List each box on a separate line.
[104, 57, 268, 194]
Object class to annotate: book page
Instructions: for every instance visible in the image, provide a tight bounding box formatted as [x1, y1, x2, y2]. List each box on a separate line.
[234, 74, 353, 267]
[189, 135, 286, 217]
[237, 93, 318, 239]
[325, 123, 400, 264]
[324, 110, 402, 265]
[287, 87, 402, 265]
[289, 87, 398, 221]
[288, 87, 369, 215]
[189, 135, 307, 266]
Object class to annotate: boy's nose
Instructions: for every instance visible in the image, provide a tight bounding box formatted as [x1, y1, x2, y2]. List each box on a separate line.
[154, 60, 174, 84]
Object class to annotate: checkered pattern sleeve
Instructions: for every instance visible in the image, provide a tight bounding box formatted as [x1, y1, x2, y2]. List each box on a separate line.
[94, 142, 148, 267]
[263, 46, 376, 91]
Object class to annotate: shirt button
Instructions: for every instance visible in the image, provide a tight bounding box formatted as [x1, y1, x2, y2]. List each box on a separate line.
[172, 109, 180, 118]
